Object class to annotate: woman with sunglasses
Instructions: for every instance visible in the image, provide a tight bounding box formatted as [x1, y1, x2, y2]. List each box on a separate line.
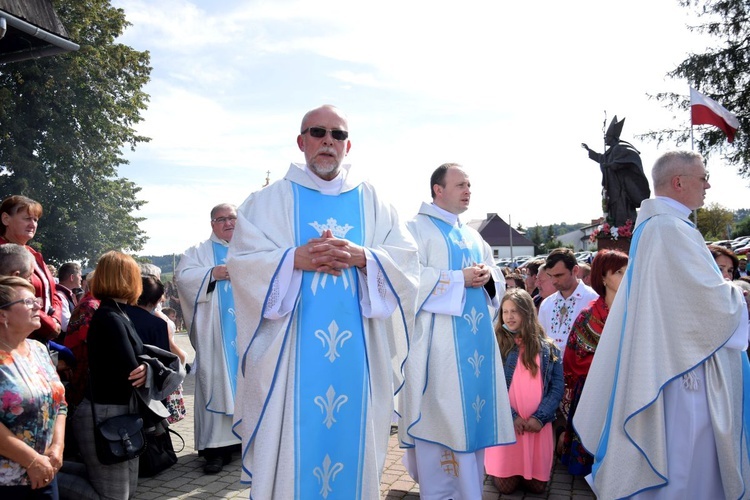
[0, 196, 63, 343]
[0, 276, 68, 499]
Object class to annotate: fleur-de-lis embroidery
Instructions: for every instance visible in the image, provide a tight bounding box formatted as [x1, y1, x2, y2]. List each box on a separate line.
[463, 307, 484, 334]
[315, 320, 352, 362]
[313, 385, 349, 429]
[472, 395, 485, 422]
[313, 454, 344, 499]
[468, 350, 484, 377]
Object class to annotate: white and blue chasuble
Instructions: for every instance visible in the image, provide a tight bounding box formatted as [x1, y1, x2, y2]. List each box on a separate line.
[398, 202, 514, 460]
[293, 184, 368, 499]
[211, 241, 239, 400]
[227, 163, 419, 500]
[574, 197, 750, 499]
[430, 217, 499, 449]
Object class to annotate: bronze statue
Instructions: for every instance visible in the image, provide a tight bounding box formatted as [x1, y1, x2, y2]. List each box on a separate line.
[582, 116, 650, 228]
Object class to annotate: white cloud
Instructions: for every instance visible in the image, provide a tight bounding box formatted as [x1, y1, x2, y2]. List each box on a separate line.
[109, 0, 749, 255]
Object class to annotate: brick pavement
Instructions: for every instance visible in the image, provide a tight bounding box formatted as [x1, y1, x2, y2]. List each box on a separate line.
[132, 332, 595, 499]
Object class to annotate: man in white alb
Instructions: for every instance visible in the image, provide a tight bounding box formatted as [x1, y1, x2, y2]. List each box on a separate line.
[175, 203, 242, 474]
[398, 163, 515, 499]
[227, 105, 419, 499]
[575, 150, 750, 498]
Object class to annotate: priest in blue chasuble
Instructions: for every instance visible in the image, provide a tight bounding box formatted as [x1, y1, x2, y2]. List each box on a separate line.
[227, 105, 419, 499]
[175, 203, 242, 474]
[398, 163, 515, 499]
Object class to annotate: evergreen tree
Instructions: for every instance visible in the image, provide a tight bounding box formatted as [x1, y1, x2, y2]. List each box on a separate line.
[645, 0, 750, 174]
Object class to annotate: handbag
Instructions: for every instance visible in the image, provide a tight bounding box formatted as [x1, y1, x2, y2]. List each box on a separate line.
[94, 412, 147, 465]
[89, 369, 147, 465]
[138, 423, 184, 477]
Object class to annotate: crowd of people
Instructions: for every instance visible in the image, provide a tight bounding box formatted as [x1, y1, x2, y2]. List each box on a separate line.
[1, 105, 749, 500]
[0, 197, 185, 499]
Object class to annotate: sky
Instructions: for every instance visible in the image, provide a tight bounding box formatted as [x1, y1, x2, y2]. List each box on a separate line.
[110, 0, 750, 256]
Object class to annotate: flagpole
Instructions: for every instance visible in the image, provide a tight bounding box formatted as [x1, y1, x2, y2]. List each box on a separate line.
[509, 214, 514, 266]
[690, 87, 697, 223]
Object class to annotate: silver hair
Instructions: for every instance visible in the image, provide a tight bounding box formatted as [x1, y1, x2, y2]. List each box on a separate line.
[651, 151, 704, 191]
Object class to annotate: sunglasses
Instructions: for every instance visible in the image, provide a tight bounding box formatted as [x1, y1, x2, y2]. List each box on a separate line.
[301, 127, 349, 141]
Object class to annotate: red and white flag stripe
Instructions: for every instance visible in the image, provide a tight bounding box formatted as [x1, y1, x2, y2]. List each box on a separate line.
[690, 87, 739, 143]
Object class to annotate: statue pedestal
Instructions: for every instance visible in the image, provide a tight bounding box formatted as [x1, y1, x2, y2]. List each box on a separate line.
[597, 236, 631, 254]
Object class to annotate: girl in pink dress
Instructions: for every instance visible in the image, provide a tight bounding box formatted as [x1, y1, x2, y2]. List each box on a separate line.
[485, 289, 564, 494]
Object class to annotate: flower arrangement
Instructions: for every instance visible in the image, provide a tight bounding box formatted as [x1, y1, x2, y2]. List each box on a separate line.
[589, 219, 634, 242]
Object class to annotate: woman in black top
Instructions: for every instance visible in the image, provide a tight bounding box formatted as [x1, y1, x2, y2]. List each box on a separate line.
[71, 251, 147, 500]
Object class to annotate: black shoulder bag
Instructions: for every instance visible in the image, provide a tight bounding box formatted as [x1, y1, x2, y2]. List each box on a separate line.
[89, 376, 147, 465]
[88, 305, 147, 465]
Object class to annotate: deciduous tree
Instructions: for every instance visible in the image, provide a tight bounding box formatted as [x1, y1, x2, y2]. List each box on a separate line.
[697, 202, 735, 240]
[0, 0, 151, 265]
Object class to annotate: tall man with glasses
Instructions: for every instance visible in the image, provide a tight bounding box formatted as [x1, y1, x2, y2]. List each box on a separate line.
[576, 151, 750, 498]
[227, 105, 419, 499]
[175, 203, 242, 474]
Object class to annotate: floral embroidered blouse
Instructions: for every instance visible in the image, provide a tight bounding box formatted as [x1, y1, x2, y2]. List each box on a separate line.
[0, 339, 67, 486]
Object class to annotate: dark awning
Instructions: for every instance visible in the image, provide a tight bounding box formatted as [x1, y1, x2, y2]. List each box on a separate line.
[0, 0, 79, 64]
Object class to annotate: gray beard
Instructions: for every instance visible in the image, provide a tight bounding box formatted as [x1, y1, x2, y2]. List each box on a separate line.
[308, 161, 339, 180]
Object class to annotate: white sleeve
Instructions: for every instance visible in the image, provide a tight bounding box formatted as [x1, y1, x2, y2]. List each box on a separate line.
[724, 306, 749, 351]
[422, 270, 466, 316]
[263, 252, 302, 320]
[57, 291, 71, 332]
[359, 249, 397, 319]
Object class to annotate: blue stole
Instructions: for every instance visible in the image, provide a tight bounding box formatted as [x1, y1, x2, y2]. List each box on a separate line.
[211, 242, 238, 401]
[293, 183, 368, 500]
[430, 217, 498, 449]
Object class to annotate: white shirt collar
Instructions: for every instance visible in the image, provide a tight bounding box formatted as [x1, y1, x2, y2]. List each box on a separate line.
[303, 164, 346, 195]
[430, 203, 461, 226]
[656, 195, 692, 217]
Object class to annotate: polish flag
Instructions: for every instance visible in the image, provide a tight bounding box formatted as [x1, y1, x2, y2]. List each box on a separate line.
[690, 87, 740, 143]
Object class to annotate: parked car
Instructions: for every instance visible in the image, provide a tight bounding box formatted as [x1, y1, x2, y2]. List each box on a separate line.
[575, 251, 593, 263]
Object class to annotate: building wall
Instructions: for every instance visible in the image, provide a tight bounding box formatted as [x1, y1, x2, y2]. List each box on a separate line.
[490, 245, 535, 260]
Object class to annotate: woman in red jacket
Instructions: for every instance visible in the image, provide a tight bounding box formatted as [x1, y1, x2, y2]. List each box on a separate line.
[0, 196, 62, 342]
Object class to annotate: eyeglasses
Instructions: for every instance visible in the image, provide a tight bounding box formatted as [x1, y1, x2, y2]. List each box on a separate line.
[679, 172, 710, 183]
[0, 297, 43, 310]
[211, 216, 237, 224]
[301, 127, 349, 141]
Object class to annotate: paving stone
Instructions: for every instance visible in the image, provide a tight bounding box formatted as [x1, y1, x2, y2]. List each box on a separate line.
[130, 331, 596, 499]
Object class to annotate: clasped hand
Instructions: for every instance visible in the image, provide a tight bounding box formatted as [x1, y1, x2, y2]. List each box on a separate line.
[294, 229, 366, 276]
[513, 415, 542, 435]
[463, 263, 491, 288]
[26, 453, 55, 489]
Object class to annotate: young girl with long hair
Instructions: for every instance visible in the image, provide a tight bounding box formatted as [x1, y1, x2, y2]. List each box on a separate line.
[485, 288, 564, 494]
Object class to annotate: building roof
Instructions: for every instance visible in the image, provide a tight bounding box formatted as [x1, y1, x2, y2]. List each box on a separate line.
[468, 213, 535, 247]
[0, 0, 79, 64]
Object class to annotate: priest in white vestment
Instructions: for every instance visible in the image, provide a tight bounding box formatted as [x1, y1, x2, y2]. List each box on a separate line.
[575, 151, 750, 499]
[227, 105, 419, 499]
[398, 164, 515, 499]
[175, 203, 242, 474]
